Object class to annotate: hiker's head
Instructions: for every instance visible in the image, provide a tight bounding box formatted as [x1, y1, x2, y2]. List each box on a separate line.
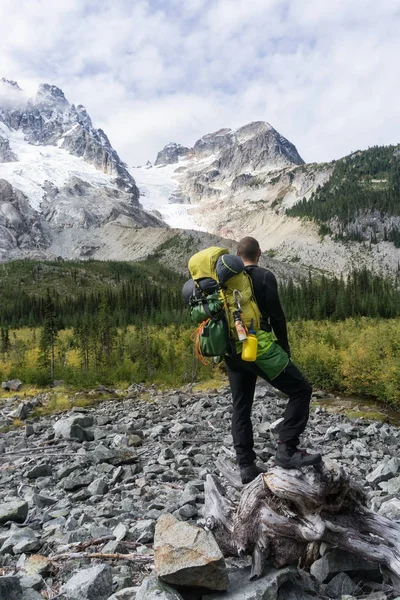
[237, 237, 261, 264]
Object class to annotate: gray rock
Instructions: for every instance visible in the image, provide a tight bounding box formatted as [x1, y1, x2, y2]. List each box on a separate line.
[63, 473, 94, 491]
[0, 500, 29, 524]
[206, 565, 308, 599]
[26, 464, 53, 479]
[325, 572, 357, 598]
[179, 483, 199, 507]
[0, 576, 22, 600]
[130, 519, 155, 543]
[18, 574, 43, 590]
[9, 402, 33, 420]
[107, 588, 139, 600]
[7, 528, 41, 554]
[88, 477, 109, 496]
[379, 498, 400, 520]
[113, 522, 128, 541]
[136, 575, 183, 599]
[379, 475, 400, 495]
[154, 513, 228, 591]
[310, 549, 377, 583]
[178, 504, 198, 519]
[53, 415, 94, 441]
[61, 564, 113, 600]
[2, 378, 22, 391]
[367, 458, 400, 486]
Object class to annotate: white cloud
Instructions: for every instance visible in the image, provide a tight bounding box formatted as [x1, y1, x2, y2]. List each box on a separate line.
[1, 0, 399, 164]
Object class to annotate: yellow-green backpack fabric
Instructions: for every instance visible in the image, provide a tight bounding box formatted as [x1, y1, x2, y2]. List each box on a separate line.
[219, 271, 261, 341]
[188, 247, 261, 342]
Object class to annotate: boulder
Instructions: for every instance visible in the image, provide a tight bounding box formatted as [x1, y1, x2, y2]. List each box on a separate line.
[205, 566, 315, 600]
[130, 519, 155, 543]
[154, 513, 228, 591]
[1, 379, 22, 391]
[0, 500, 29, 524]
[23, 554, 51, 576]
[325, 572, 358, 598]
[26, 464, 53, 479]
[378, 475, 400, 495]
[366, 458, 400, 486]
[53, 415, 94, 441]
[310, 549, 377, 583]
[9, 402, 33, 420]
[136, 575, 184, 599]
[61, 564, 113, 600]
[0, 528, 41, 554]
[379, 498, 400, 520]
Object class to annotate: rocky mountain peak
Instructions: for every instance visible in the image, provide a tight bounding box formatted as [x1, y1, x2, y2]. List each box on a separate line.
[155, 142, 191, 166]
[0, 78, 22, 91]
[35, 83, 68, 106]
[0, 79, 138, 199]
[193, 128, 235, 158]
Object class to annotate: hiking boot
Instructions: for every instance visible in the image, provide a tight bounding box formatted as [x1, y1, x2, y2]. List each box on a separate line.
[275, 443, 322, 469]
[240, 463, 264, 485]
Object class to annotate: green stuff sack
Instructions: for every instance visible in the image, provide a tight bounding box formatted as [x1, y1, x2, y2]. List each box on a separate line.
[195, 318, 229, 358]
[189, 293, 224, 325]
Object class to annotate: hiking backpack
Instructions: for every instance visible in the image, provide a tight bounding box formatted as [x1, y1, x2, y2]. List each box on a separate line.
[183, 247, 261, 361]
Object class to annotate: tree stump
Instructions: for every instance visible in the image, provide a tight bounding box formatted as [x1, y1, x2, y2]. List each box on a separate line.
[204, 457, 400, 590]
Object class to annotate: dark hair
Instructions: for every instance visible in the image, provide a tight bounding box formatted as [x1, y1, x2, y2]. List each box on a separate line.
[237, 236, 260, 261]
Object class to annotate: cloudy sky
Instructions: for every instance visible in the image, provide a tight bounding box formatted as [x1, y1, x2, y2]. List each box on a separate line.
[1, 0, 400, 165]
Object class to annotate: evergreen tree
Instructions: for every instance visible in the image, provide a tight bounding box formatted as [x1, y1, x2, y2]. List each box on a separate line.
[1, 327, 10, 355]
[39, 290, 60, 379]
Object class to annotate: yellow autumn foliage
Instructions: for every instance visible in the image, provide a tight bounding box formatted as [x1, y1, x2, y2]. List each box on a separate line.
[289, 317, 400, 406]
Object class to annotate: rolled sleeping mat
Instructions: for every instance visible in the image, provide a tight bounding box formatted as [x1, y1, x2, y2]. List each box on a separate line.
[216, 254, 244, 285]
[182, 279, 195, 304]
[197, 277, 219, 294]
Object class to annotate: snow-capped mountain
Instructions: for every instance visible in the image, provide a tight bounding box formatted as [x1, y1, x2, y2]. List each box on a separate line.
[149, 123, 400, 276]
[0, 78, 165, 261]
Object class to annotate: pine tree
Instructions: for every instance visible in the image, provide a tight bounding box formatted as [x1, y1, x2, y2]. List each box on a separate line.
[1, 327, 10, 355]
[39, 290, 59, 380]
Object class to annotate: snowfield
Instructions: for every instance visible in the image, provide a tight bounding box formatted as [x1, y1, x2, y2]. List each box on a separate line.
[0, 122, 115, 212]
[131, 162, 206, 231]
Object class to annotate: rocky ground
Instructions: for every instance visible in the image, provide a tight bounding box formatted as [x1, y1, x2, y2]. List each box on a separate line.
[0, 381, 400, 600]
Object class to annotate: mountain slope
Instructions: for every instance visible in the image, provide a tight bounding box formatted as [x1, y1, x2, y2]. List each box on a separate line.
[0, 78, 165, 261]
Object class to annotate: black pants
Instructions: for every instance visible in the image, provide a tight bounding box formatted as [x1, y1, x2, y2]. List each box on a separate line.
[225, 354, 312, 466]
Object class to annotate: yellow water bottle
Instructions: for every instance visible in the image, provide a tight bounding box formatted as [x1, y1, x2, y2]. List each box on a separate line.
[241, 319, 258, 362]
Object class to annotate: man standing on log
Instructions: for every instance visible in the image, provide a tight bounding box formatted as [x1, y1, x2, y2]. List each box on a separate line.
[225, 236, 322, 484]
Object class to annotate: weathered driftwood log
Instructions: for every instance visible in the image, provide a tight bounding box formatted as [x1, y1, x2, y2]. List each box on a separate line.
[204, 457, 400, 589]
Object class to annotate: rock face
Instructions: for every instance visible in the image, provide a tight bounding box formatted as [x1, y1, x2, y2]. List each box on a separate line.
[155, 143, 190, 166]
[0, 135, 18, 162]
[154, 513, 228, 591]
[0, 180, 49, 257]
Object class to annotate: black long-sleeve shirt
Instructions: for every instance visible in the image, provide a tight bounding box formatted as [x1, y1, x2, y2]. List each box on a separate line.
[245, 265, 290, 355]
